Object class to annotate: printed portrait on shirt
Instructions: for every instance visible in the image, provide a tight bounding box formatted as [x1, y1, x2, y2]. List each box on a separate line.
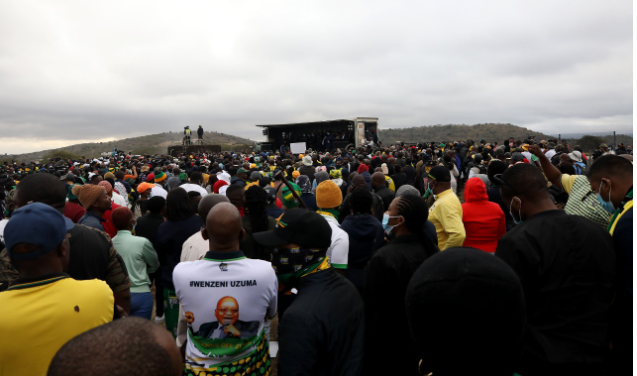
[195, 296, 259, 339]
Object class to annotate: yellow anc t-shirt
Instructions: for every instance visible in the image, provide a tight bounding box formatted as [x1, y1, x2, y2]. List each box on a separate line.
[428, 189, 466, 250]
[0, 275, 114, 376]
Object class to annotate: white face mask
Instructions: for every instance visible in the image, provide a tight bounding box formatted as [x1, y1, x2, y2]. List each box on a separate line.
[509, 197, 523, 225]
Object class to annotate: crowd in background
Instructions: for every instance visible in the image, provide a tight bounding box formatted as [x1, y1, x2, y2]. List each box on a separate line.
[0, 135, 633, 376]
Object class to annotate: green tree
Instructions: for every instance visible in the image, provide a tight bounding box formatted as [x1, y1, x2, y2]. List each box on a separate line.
[576, 135, 606, 152]
[43, 149, 81, 161]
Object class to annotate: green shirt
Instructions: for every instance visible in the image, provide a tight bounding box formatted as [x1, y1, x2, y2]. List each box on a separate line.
[112, 230, 159, 293]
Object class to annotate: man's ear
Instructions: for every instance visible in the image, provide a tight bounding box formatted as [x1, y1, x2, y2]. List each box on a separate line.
[58, 236, 70, 258]
[201, 228, 209, 241]
[239, 228, 246, 242]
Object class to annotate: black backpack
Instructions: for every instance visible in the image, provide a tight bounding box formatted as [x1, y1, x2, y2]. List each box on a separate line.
[550, 152, 564, 167]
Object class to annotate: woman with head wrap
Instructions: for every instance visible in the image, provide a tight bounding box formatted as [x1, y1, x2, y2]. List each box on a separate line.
[296, 175, 317, 211]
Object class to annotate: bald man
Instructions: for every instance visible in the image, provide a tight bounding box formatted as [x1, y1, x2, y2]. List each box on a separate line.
[48, 317, 182, 376]
[172, 202, 277, 375]
[371, 172, 394, 211]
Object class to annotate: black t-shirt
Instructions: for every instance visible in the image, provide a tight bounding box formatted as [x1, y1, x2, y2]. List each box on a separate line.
[135, 213, 166, 249]
[496, 210, 615, 374]
[486, 186, 513, 230]
[279, 269, 364, 376]
[364, 234, 437, 376]
[66, 225, 109, 282]
[608, 204, 633, 366]
[403, 165, 416, 186]
[391, 172, 407, 191]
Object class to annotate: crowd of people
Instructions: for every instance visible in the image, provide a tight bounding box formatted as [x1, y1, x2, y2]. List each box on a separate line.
[0, 135, 632, 376]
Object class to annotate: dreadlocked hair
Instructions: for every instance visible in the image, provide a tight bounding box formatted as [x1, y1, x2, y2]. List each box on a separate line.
[395, 195, 439, 258]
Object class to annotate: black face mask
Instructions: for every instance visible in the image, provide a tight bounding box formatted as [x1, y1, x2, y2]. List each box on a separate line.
[270, 246, 326, 277]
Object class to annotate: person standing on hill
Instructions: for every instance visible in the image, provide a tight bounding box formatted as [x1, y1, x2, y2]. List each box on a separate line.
[184, 126, 191, 145]
[197, 125, 204, 142]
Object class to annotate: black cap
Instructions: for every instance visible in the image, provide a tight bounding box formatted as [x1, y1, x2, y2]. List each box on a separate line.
[428, 166, 451, 182]
[253, 209, 332, 248]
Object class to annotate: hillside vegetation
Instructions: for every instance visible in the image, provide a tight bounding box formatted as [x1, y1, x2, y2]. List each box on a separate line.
[7, 123, 631, 163]
[11, 131, 254, 162]
[379, 123, 633, 150]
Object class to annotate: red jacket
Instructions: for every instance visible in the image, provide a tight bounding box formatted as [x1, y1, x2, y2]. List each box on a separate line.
[64, 201, 86, 223]
[461, 177, 505, 253]
[102, 203, 121, 238]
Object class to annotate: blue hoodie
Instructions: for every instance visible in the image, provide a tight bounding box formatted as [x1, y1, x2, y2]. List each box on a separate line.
[340, 214, 384, 294]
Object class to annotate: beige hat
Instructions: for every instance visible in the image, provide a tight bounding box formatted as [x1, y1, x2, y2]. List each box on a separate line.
[568, 150, 583, 163]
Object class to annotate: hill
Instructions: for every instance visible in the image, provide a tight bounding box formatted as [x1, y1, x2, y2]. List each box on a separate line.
[378, 123, 633, 149]
[9, 131, 254, 162]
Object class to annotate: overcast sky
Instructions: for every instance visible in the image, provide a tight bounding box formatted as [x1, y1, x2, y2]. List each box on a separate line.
[0, 1, 632, 154]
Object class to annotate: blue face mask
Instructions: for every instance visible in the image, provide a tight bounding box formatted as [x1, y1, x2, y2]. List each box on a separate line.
[596, 180, 616, 214]
[382, 213, 402, 234]
[509, 197, 523, 225]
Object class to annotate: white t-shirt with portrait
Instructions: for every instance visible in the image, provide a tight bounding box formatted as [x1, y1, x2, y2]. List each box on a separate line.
[173, 252, 277, 373]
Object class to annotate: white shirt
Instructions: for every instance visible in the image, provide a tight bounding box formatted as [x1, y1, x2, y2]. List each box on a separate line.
[521, 151, 534, 162]
[545, 149, 557, 159]
[0, 219, 8, 246]
[112, 192, 128, 208]
[180, 183, 208, 197]
[176, 231, 210, 347]
[150, 185, 167, 199]
[318, 213, 349, 270]
[449, 170, 457, 194]
[173, 255, 277, 371]
[180, 231, 209, 262]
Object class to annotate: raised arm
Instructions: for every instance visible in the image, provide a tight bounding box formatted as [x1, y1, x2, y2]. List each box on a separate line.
[527, 144, 562, 188]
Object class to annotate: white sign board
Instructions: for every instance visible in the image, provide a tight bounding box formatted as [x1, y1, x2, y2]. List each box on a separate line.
[290, 142, 307, 154]
[357, 122, 365, 145]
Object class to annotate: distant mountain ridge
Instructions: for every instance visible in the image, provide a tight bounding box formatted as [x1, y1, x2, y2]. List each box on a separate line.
[9, 131, 254, 162]
[7, 123, 632, 163]
[378, 123, 633, 146]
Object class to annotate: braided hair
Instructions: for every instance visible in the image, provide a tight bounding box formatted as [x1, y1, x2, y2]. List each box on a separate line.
[395, 194, 438, 258]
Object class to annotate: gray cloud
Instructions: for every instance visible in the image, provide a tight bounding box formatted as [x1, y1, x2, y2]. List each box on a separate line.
[0, 0, 632, 153]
